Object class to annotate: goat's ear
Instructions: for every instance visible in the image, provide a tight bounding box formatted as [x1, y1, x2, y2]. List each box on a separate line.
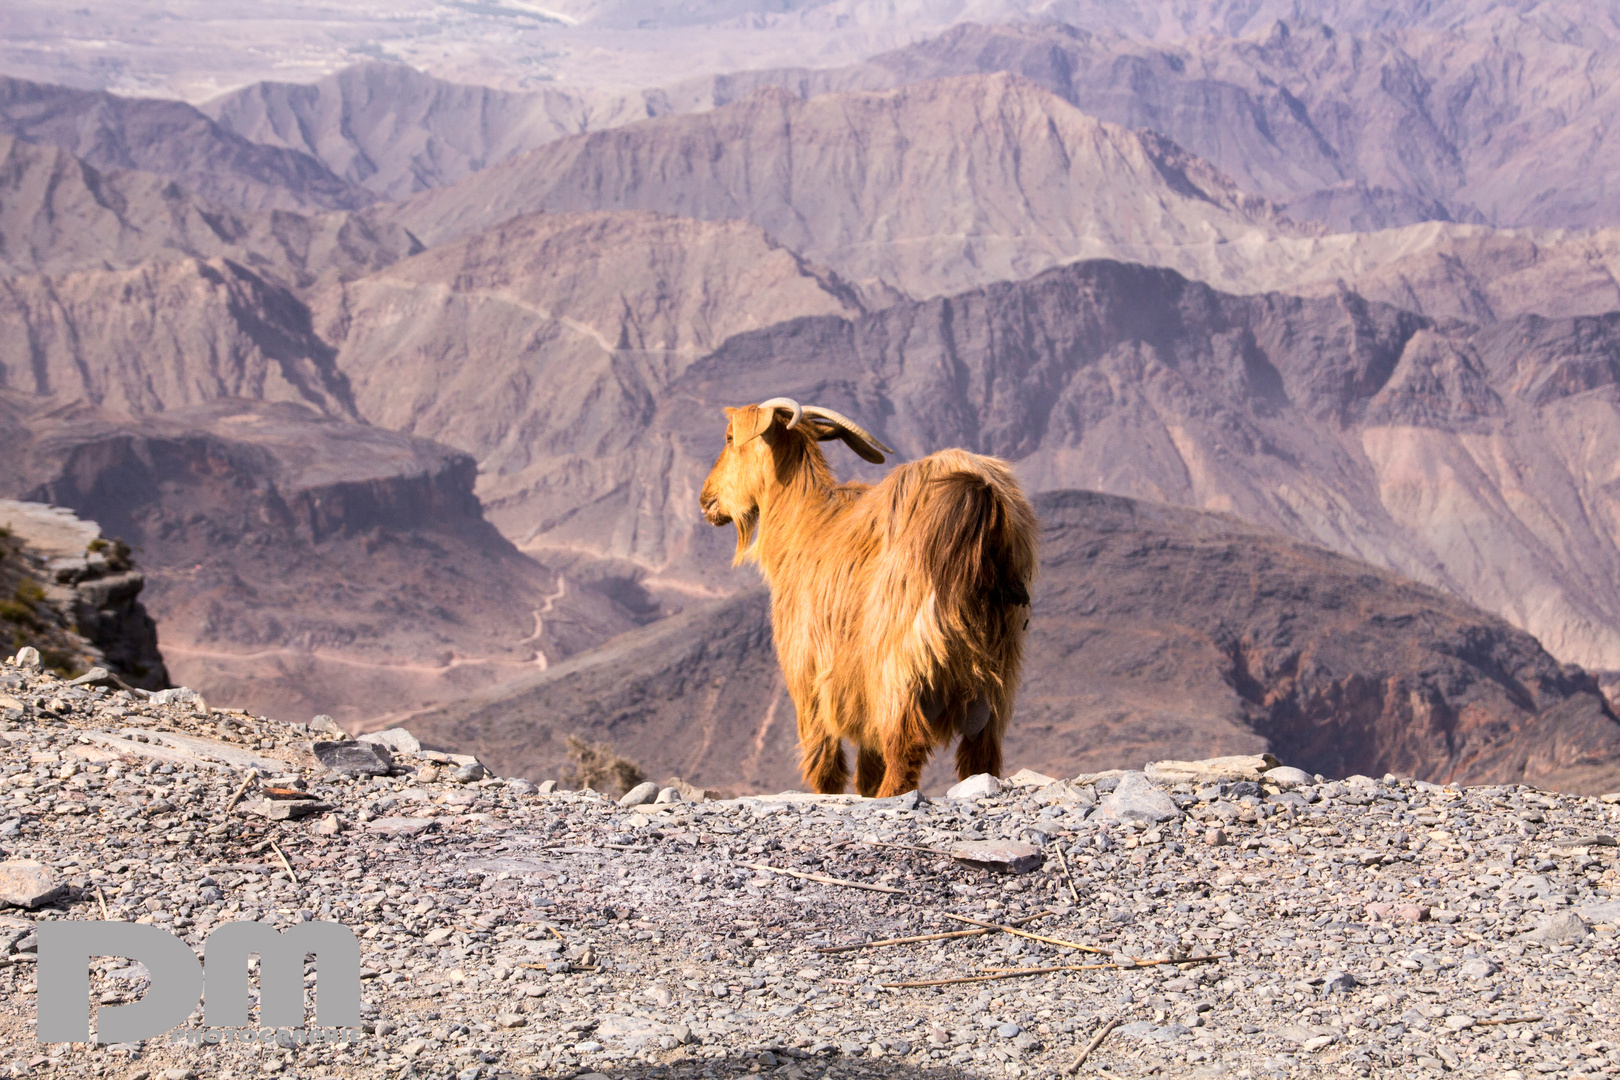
[734, 404, 778, 446]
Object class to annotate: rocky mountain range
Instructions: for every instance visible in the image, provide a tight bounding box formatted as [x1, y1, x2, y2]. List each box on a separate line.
[6, 4, 1620, 792]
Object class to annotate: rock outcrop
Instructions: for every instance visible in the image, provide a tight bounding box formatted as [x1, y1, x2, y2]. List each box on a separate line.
[0, 499, 166, 688]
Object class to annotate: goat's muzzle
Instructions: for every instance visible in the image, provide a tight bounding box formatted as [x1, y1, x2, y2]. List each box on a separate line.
[700, 497, 731, 526]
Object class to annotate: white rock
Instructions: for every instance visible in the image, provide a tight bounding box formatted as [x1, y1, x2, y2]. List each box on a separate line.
[13, 647, 41, 670]
[1263, 766, 1314, 787]
[947, 773, 1001, 799]
[654, 786, 682, 804]
[359, 728, 422, 755]
[1145, 754, 1280, 784]
[1003, 768, 1059, 788]
[619, 781, 660, 807]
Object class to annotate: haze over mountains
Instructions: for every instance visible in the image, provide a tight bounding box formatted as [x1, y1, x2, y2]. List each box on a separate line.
[6, 2, 1620, 790]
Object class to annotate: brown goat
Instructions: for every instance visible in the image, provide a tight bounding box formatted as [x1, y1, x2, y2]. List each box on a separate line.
[699, 398, 1038, 798]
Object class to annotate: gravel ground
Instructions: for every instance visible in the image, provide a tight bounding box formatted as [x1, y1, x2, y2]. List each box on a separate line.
[1, 655, 1619, 1080]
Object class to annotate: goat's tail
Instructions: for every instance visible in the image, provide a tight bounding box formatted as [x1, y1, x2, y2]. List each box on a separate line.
[911, 460, 1038, 625]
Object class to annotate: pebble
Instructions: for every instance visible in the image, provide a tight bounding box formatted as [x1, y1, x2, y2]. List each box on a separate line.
[1262, 765, 1314, 786]
[1520, 909, 1589, 943]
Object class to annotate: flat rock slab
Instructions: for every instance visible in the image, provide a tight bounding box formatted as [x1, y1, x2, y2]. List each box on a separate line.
[244, 798, 333, 821]
[127, 729, 291, 774]
[950, 839, 1043, 874]
[314, 739, 394, 776]
[1577, 899, 1620, 925]
[1099, 771, 1182, 824]
[0, 860, 65, 909]
[1143, 754, 1280, 784]
[1520, 910, 1589, 943]
[367, 817, 440, 838]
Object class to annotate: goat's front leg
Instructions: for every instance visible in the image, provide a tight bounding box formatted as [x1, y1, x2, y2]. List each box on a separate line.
[854, 746, 887, 798]
[955, 699, 1003, 780]
[801, 736, 849, 795]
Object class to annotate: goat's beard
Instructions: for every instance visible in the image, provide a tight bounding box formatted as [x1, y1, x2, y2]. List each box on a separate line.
[732, 507, 762, 565]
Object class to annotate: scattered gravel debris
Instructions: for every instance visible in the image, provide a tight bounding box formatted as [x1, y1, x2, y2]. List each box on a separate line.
[0, 655, 1617, 1079]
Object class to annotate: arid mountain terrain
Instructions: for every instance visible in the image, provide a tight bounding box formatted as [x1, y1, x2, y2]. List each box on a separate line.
[402, 490, 1620, 796]
[7, 4, 1620, 791]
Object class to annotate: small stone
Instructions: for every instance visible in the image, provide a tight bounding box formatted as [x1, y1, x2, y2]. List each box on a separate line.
[424, 928, 454, 945]
[1003, 768, 1058, 788]
[452, 763, 486, 783]
[654, 786, 682, 804]
[163, 1069, 196, 1080]
[1205, 827, 1227, 846]
[1262, 766, 1313, 787]
[244, 798, 332, 821]
[359, 728, 421, 755]
[537, 780, 558, 794]
[1322, 970, 1357, 992]
[1459, 957, 1498, 979]
[1302, 1035, 1335, 1052]
[149, 686, 208, 714]
[619, 781, 660, 807]
[416, 766, 441, 783]
[947, 773, 1001, 799]
[1396, 904, 1430, 922]
[1521, 910, 1589, 943]
[1444, 1015, 1476, 1031]
[1099, 771, 1182, 824]
[313, 740, 394, 776]
[308, 715, 347, 737]
[996, 1022, 1021, 1038]
[495, 1012, 526, 1028]
[400, 1039, 427, 1058]
[0, 860, 65, 908]
[508, 778, 539, 795]
[1576, 899, 1620, 925]
[13, 647, 41, 670]
[950, 839, 1043, 874]
[313, 813, 342, 836]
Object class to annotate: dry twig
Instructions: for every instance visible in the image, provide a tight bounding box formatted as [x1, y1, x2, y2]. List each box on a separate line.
[744, 862, 904, 894]
[1474, 1016, 1543, 1027]
[1065, 1016, 1120, 1075]
[815, 911, 1053, 954]
[881, 953, 1228, 988]
[268, 839, 297, 885]
[861, 839, 956, 856]
[96, 885, 110, 921]
[1054, 843, 1082, 906]
[224, 768, 259, 811]
[943, 913, 1111, 955]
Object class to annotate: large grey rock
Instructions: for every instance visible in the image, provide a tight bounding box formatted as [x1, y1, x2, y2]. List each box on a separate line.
[1459, 957, 1499, 979]
[359, 728, 422, 755]
[946, 773, 1000, 800]
[313, 739, 394, 776]
[1577, 900, 1620, 926]
[1520, 910, 1589, 944]
[1099, 771, 1182, 824]
[0, 860, 65, 908]
[618, 781, 660, 807]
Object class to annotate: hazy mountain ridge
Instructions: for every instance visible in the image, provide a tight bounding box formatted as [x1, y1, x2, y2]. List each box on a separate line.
[390, 73, 1310, 301]
[0, 74, 373, 214]
[0, 133, 421, 287]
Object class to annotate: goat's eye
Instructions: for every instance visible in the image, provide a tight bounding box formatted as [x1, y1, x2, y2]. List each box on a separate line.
[725, 432, 733, 445]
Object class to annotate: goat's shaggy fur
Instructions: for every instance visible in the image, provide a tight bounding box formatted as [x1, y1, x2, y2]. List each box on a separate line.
[699, 402, 1038, 797]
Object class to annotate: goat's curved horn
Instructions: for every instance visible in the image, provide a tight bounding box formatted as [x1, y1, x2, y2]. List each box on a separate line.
[800, 405, 896, 464]
[755, 397, 803, 429]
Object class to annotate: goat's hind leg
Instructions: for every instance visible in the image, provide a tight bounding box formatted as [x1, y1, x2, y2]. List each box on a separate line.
[854, 746, 886, 798]
[801, 736, 849, 795]
[873, 699, 933, 798]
